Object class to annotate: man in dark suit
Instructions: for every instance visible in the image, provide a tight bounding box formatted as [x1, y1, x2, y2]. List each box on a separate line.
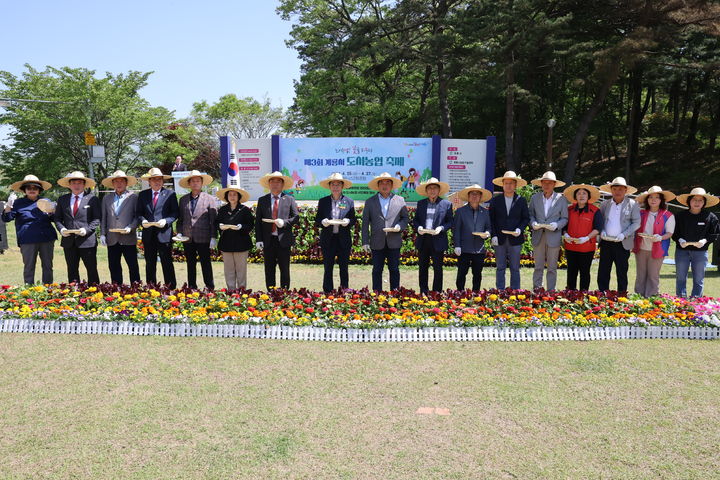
[412, 178, 453, 293]
[172, 155, 187, 172]
[315, 173, 357, 292]
[255, 171, 299, 289]
[136, 167, 178, 288]
[488, 171, 530, 290]
[453, 185, 493, 290]
[54, 171, 102, 284]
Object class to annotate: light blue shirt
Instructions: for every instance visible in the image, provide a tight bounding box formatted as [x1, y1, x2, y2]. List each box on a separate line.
[378, 193, 392, 218]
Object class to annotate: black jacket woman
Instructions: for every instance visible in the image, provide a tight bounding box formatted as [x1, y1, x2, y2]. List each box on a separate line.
[214, 186, 254, 290]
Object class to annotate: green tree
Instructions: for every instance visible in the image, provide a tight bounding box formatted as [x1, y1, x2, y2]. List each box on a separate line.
[142, 122, 220, 178]
[190, 94, 284, 139]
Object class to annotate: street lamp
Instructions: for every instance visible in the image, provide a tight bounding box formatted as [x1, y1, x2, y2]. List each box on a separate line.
[546, 118, 556, 170]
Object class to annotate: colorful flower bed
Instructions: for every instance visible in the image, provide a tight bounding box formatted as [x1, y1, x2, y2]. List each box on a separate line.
[0, 283, 717, 330]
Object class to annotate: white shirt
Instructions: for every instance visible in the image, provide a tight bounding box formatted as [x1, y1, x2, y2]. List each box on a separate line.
[543, 194, 554, 218]
[605, 200, 624, 237]
[425, 201, 437, 229]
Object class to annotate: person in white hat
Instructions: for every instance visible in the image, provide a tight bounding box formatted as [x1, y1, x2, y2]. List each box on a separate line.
[412, 178, 453, 293]
[255, 171, 299, 289]
[452, 185, 492, 291]
[361, 172, 409, 291]
[54, 171, 101, 284]
[2, 175, 56, 284]
[315, 173, 356, 292]
[672, 187, 720, 297]
[597, 176, 641, 292]
[632, 186, 676, 297]
[100, 171, 141, 284]
[215, 185, 254, 290]
[177, 171, 217, 290]
[136, 167, 178, 289]
[562, 184, 603, 291]
[529, 171, 569, 290]
[488, 171, 530, 290]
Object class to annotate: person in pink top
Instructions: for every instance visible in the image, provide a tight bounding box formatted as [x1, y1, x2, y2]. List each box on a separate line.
[632, 186, 675, 297]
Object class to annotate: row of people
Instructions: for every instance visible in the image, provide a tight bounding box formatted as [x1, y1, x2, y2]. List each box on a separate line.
[2, 168, 718, 297]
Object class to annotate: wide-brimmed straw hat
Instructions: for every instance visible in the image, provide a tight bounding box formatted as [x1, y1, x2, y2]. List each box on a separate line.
[492, 170, 527, 188]
[368, 172, 402, 191]
[259, 171, 293, 190]
[101, 170, 138, 189]
[57, 171, 96, 190]
[531, 171, 566, 188]
[458, 184, 493, 203]
[140, 167, 172, 180]
[179, 170, 213, 189]
[563, 184, 601, 204]
[216, 186, 250, 204]
[676, 187, 719, 208]
[10, 174, 52, 192]
[599, 176, 637, 195]
[319, 173, 352, 190]
[636, 186, 675, 204]
[416, 177, 450, 197]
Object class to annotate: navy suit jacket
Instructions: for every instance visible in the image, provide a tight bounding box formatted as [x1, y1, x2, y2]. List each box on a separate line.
[412, 198, 453, 252]
[315, 195, 357, 250]
[136, 188, 179, 244]
[453, 204, 492, 254]
[488, 193, 530, 246]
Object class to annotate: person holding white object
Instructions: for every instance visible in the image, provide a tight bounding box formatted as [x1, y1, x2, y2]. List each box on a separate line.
[413, 177, 453, 293]
[529, 171, 569, 290]
[562, 184, 603, 291]
[100, 170, 140, 284]
[453, 185, 492, 291]
[215, 184, 254, 290]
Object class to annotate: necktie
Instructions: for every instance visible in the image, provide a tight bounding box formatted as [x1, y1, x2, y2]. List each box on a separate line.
[72, 195, 79, 216]
[152, 191, 159, 208]
[271, 196, 279, 232]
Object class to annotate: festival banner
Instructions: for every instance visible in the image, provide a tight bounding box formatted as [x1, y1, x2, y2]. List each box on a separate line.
[439, 138, 488, 194]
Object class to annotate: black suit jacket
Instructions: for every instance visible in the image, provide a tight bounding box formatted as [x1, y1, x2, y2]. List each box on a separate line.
[488, 193, 530, 246]
[255, 193, 299, 248]
[315, 195, 357, 250]
[412, 198, 453, 252]
[136, 188, 179, 244]
[54, 193, 102, 248]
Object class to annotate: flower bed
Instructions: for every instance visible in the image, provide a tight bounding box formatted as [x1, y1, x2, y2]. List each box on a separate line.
[0, 284, 717, 331]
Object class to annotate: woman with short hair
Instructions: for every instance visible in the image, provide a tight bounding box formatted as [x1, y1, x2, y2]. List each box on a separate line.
[215, 186, 254, 290]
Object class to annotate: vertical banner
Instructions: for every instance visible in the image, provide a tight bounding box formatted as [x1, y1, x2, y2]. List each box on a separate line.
[439, 138, 488, 194]
[220, 137, 273, 201]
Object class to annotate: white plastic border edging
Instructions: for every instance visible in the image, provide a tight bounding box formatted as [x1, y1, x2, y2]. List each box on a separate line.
[0, 319, 718, 341]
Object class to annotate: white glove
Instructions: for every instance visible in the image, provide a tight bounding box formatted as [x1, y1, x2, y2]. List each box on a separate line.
[434, 226, 443, 235]
[141, 220, 150, 228]
[274, 218, 284, 228]
[548, 222, 558, 231]
[417, 227, 427, 235]
[678, 238, 687, 248]
[209, 238, 217, 249]
[78, 228, 87, 237]
[394, 224, 401, 232]
[697, 238, 707, 247]
[255, 242, 264, 250]
[600, 230, 607, 238]
[491, 236, 499, 247]
[60, 228, 70, 237]
[563, 233, 572, 242]
[219, 223, 227, 231]
[6, 192, 17, 208]
[652, 234, 663, 242]
[232, 224, 242, 231]
[362, 244, 371, 253]
[577, 236, 589, 244]
[483, 231, 490, 238]
[341, 218, 350, 226]
[532, 222, 541, 230]
[99, 235, 107, 246]
[512, 228, 521, 237]
[321, 218, 331, 227]
[454, 247, 462, 256]
[122, 226, 131, 234]
[616, 233, 625, 242]
[156, 218, 167, 228]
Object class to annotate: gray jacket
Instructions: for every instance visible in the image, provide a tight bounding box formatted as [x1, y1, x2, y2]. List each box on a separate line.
[528, 191, 569, 248]
[361, 193, 409, 250]
[101, 192, 139, 246]
[599, 197, 641, 250]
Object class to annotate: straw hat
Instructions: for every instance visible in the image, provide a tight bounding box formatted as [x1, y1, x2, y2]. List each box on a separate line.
[259, 171, 293, 190]
[531, 171, 566, 188]
[178, 170, 213, 189]
[367, 172, 402, 191]
[416, 177, 450, 197]
[457, 184, 492, 203]
[10, 174, 52, 192]
[57, 171, 96, 190]
[563, 184, 601, 204]
[140, 167, 172, 180]
[676, 187, 720, 208]
[636, 186, 675, 204]
[599, 176, 637, 195]
[319, 172, 352, 190]
[216, 186, 250, 204]
[492, 170, 527, 188]
[101, 170, 138, 189]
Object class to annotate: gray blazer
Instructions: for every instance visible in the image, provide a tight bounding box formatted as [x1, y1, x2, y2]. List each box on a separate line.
[361, 193, 409, 250]
[528, 191, 569, 248]
[599, 197, 641, 250]
[101, 192, 139, 246]
[177, 192, 218, 244]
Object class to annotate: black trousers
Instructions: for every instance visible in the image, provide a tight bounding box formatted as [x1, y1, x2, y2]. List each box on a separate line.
[566, 250, 594, 290]
[184, 242, 214, 290]
[108, 244, 141, 285]
[597, 240, 630, 292]
[418, 243, 445, 292]
[371, 246, 400, 291]
[144, 239, 176, 288]
[63, 246, 99, 284]
[456, 252, 485, 291]
[264, 236, 291, 289]
[322, 234, 350, 292]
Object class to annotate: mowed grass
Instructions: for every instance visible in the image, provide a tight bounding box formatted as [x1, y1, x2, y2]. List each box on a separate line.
[0, 226, 718, 296]
[0, 335, 718, 479]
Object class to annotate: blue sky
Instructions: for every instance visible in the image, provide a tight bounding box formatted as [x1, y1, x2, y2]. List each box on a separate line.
[0, 0, 302, 121]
